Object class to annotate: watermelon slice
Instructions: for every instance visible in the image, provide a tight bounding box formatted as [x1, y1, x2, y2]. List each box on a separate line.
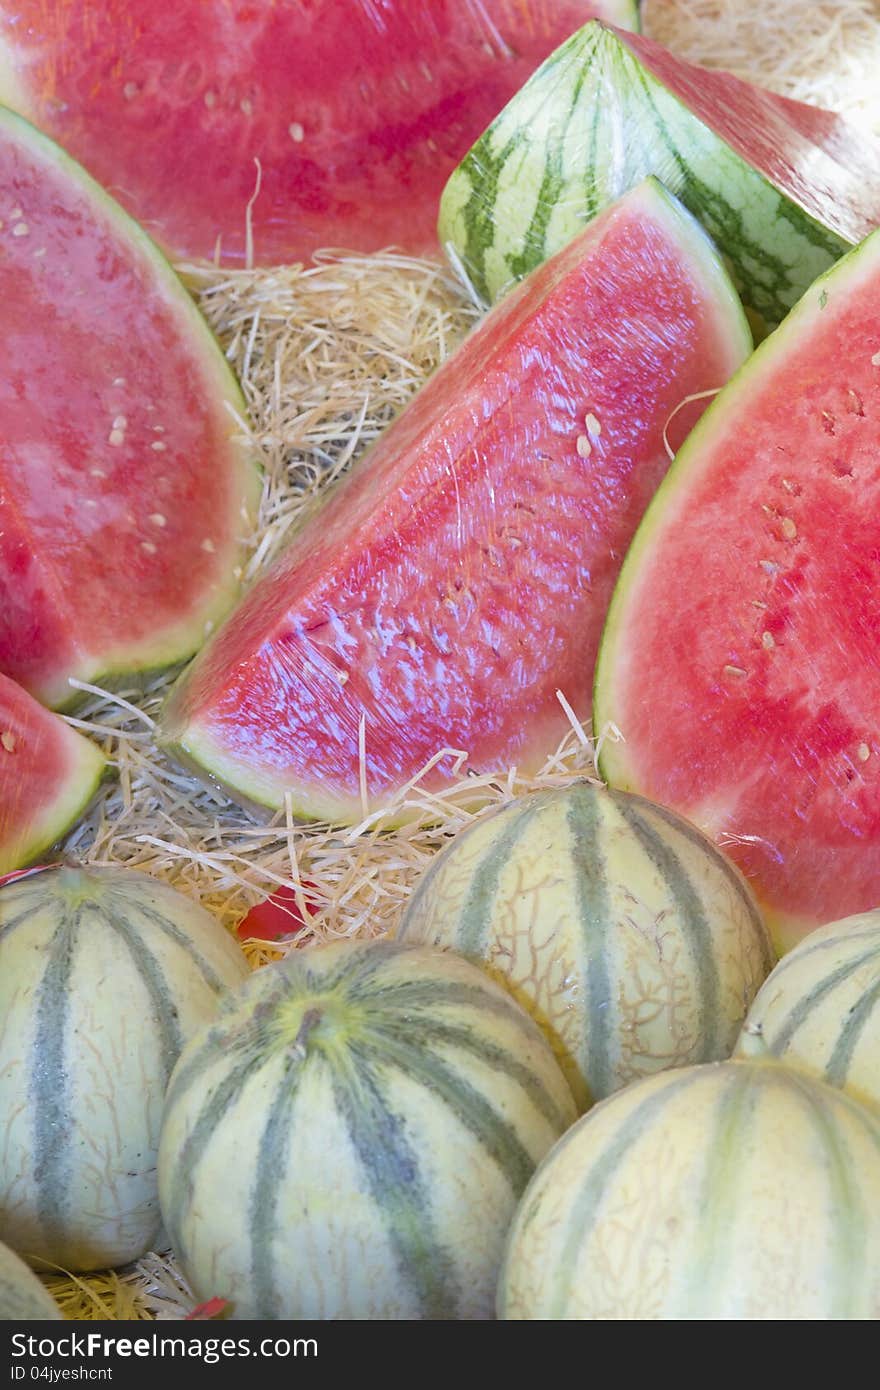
[0, 106, 260, 709]
[0, 674, 105, 875]
[160, 179, 750, 823]
[594, 226, 880, 954]
[0, 0, 640, 267]
[439, 21, 880, 327]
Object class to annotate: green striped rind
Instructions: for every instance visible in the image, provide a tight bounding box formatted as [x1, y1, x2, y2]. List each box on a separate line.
[0, 105, 261, 709]
[158, 938, 577, 1320]
[0, 865, 248, 1272]
[439, 21, 848, 323]
[0, 1242, 61, 1321]
[0, 710, 106, 876]
[499, 1057, 880, 1319]
[397, 783, 773, 1109]
[736, 910, 880, 1111]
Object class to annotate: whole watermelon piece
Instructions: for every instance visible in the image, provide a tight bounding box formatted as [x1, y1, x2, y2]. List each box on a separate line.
[0, 107, 260, 708]
[160, 179, 750, 823]
[0, 0, 640, 266]
[594, 222, 880, 952]
[440, 20, 880, 328]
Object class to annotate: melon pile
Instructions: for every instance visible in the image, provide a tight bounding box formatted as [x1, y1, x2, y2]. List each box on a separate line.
[2, 0, 880, 1325]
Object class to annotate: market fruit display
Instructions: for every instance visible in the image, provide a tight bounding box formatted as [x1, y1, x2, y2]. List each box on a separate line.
[0, 106, 260, 709]
[737, 911, 880, 1110]
[0, 0, 640, 266]
[398, 782, 773, 1109]
[0, 1241, 60, 1321]
[0, 673, 105, 875]
[160, 178, 750, 822]
[0, 864, 249, 1272]
[594, 225, 880, 952]
[439, 20, 880, 322]
[158, 938, 578, 1320]
[500, 1048, 880, 1319]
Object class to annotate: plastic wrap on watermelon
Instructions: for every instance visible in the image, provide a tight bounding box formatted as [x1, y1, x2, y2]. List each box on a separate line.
[439, 19, 880, 328]
[0, 674, 105, 875]
[0, 0, 640, 266]
[160, 178, 752, 824]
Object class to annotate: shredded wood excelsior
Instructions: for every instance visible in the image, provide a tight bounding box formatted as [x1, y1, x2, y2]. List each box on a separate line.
[44, 0, 880, 1319]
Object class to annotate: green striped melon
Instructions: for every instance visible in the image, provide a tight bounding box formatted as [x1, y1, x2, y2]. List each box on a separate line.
[0, 864, 249, 1272]
[736, 911, 880, 1111]
[0, 1242, 60, 1321]
[439, 21, 880, 326]
[500, 1046, 880, 1319]
[158, 939, 578, 1320]
[397, 783, 773, 1110]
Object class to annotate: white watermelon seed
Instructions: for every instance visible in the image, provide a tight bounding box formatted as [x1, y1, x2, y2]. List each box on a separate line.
[289, 122, 305, 142]
[576, 435, 591, 458]
[761, 631, 775, 650]
[858, 743, 871, 762]
[108, 429, 125, 447]
[1, 731, 16, 753]
[780, 517, 797, 540]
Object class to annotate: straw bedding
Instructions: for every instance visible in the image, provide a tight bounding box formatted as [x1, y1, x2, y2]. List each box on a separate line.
[35, 0, 880, 1319]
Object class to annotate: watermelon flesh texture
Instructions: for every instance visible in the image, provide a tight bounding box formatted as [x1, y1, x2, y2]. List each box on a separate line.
[0, 0, 640, 267]
[594, 227, 880, 954]
[0, 674, 105, 875]
[439, 21, 880, 327]
[161, 179, 750, 823]
[0, 107, 260, 709]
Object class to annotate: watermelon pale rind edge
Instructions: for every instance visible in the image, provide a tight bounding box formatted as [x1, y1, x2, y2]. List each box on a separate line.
[0, 720, 107, 877]
[162, 177, 751, 828]
[592, 234, 880, 946]
[0, 103, 262, 708]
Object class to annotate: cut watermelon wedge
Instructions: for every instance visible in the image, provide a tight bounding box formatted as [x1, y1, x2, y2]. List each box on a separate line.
[0, 674, 105, 875]
[0, 107, 260, 709]
[594, 227, 880, 953]
[440, 21, 880, 326]
[0, 0, 640, 267]
[160, 179, 750, 823]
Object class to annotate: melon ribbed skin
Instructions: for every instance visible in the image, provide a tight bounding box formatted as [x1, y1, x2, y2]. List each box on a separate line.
[737, 911, 880, 1111]
[0, 865, 249, 1272]
[500, 1056, 880, 1319]
[158, 939, 577, 1320]
[0, 1241, 60, 1321]
[398, 783, 773, 1109]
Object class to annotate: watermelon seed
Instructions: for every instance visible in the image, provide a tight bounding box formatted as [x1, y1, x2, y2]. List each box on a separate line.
[12, 223, 29, 237]
[9, 208, 21, 220]
[723, 665, 747, 679]
[204, 90, 217, 109]
[202, 539, 216, 553]
[112, 416, 127, 430]
[858, 743, 871, 762]
[576, 435, 592, 458]
[846, 390, 864, 416]
[108, 430, 125, 447]
[112, 377, 126, 387]
[761, 632, 775, 650]
[821, 412, 836, 435]
[1, 731, 16, 753]
[288, 122, 305, 143]
[149, 514, 167, 527]
[141, 541, 157, 555]
[780, 517, 798, 540]
[585, 412, 602, 437]
[123, 82, 139, 101]
[872, 353, 880, 367]
[151, 441, 167, 452]
[760, 560, 779, 574]
[240, 98, 253, 117]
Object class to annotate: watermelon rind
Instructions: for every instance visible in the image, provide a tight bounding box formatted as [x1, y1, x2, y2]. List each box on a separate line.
[0, 104, 261, 708]
[2, 730, 106, 877]
[592, 231, 880, 948]
[439, 20, 863, 326]
[160, 176, 751, 827]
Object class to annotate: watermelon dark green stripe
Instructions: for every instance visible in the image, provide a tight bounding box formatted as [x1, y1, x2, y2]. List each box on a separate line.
[30, 909, 79, 1246]
[617, 799, 721, 1054]
[332, 1057, 458, 1319]
[567, 785, 614, 1098]
[419, 798, 540, 957]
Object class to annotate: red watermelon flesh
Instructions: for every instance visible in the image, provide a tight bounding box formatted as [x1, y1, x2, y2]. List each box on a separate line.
[0, 107, 260, 709]
[594, 230, 880, 953]
[161, 179, 751, 823]
[0, 673, 105, 875]
[0, 0, 639, 266]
